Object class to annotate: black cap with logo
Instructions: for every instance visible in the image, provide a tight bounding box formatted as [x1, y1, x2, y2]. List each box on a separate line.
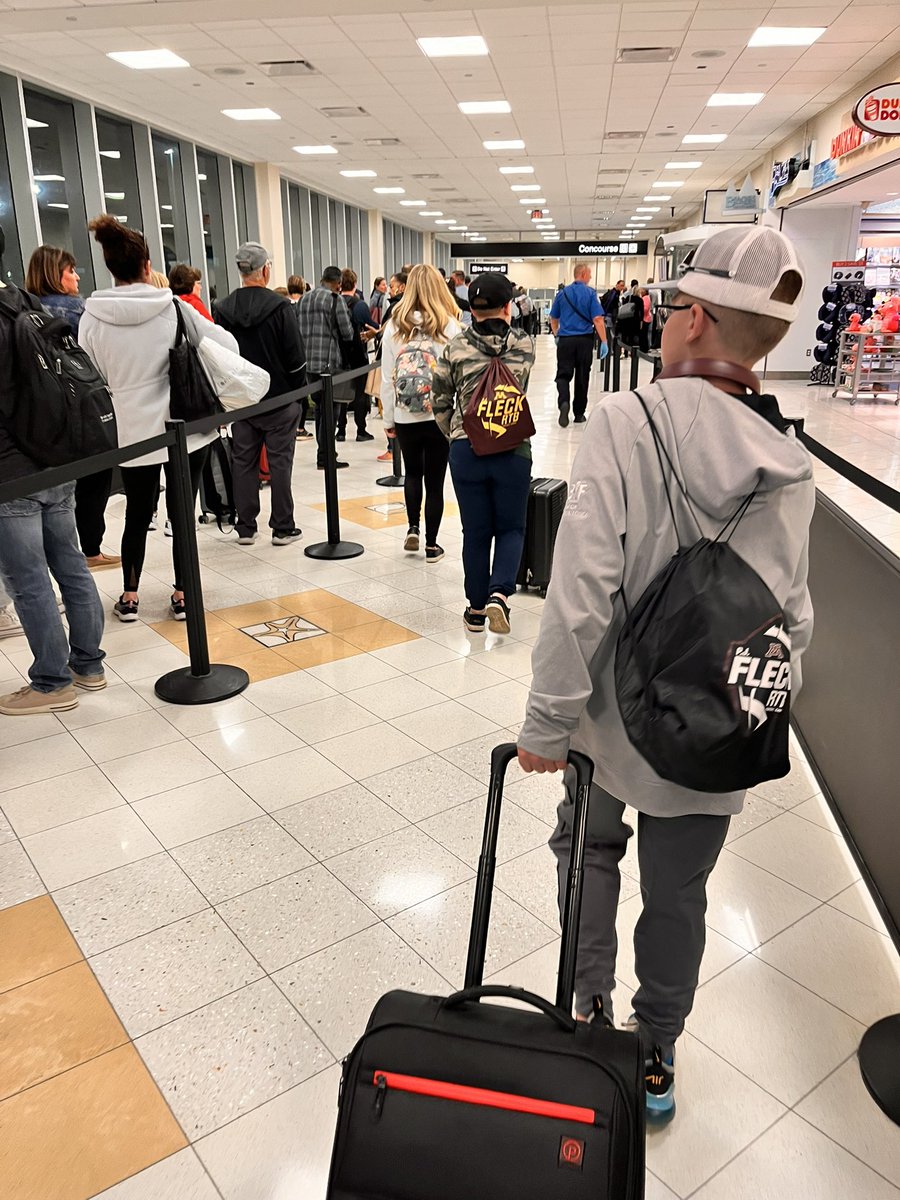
[468, 273, 517, 311]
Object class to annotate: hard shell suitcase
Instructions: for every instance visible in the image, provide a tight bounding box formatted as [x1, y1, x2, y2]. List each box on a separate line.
[518, 476, 568, 596]
[326, 744, 646, 1200]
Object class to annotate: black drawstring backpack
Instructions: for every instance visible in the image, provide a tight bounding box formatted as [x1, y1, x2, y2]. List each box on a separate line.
[615, 392, 792, 794]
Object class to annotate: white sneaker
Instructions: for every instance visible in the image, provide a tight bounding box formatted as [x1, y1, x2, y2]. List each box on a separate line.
[164, 521, 173, 538]
[237, 532, 258, 546]
[0, 604, 23, 639]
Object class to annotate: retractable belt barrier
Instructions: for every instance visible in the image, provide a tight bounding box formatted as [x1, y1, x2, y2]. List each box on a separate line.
[0, 361, 372, 705]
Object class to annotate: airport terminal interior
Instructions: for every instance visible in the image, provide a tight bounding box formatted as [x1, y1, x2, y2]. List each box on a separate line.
[1, 1, 900, 1198]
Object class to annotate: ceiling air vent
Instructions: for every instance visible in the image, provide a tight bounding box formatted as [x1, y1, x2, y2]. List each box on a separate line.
[605, 131, 645, 141]
[321, 106, 369, 119]
[261, 60, 319, 78]
[597, 169, 626, 176]
[364, 137, 401, 147]
[616, 47, 677, 65]
[411, 173, 440, 180]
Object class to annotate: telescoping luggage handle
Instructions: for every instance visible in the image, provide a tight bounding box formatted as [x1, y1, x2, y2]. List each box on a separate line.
[462, 742, 594, 1015]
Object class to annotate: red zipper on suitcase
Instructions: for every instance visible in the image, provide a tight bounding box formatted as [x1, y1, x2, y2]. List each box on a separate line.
[372, 1070, 598, 1126]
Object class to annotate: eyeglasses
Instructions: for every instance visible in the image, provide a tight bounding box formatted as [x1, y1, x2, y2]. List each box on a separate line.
[656, 302, 720, 327]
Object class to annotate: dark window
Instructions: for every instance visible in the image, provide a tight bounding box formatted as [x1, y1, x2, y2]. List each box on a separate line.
[0, 117, 22, 285]
[151, 133, 190, 273]
[197, 150, 226, 302]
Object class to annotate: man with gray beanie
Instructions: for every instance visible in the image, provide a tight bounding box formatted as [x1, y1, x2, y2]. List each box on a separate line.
[297, 266, 355, 470]
[216, 242, 307, 546]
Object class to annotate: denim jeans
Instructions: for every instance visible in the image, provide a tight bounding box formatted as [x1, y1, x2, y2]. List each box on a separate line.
[0, 484, 105, 692]
[449, 440, 531, 610]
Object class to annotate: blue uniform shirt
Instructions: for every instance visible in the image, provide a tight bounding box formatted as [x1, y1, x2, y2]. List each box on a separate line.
[550, 281, 604, 337]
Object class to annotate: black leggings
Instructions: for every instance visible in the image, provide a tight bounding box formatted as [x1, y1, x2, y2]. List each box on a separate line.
[74, 469, 113, 558]
[120, 447, 207, 593]
[394, 421, 450, 547]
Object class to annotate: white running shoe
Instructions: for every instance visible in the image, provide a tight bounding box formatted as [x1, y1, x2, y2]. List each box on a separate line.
[0, 604, 23, 639]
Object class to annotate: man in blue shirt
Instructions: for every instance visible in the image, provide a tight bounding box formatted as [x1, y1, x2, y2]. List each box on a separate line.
[550, 263, 608, 427]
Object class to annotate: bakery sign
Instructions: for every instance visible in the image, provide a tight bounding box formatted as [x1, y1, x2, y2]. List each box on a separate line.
[853, 83, 900, 136]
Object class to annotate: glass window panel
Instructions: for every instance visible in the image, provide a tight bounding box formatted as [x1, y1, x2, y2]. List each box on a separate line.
[233, 161, 249, 245]
[151, 133, 190, 273]
[197, 149, 226, 303]
[24, 88, 94, 293]
[315, 192, 330, 276]
[0, 116, 22, 284]
[95, 114, 140, 245]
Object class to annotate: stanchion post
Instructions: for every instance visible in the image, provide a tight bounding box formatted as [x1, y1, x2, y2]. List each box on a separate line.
[376, 428, 405, 488]
[305, 374, 364, 560]
[630, 350, 640, 391]
[603, 335, 612, 389]
[612, 343, 621, 392]
[155, 420, 250, 705]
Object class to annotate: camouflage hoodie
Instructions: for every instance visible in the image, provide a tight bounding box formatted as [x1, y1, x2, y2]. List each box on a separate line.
[432, 318, 535, 457]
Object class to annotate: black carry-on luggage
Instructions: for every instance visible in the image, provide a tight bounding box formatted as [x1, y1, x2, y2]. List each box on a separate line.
[198, 432, 236, 531]
[518, 476, 568, 596]
[326, 743, 645, 1200]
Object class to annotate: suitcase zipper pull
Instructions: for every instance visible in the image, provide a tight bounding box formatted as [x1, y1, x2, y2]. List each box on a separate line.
[373, 1074, 387, 1120]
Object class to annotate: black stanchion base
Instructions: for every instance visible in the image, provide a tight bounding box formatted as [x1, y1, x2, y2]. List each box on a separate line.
[155, 663, 250, 706]
[376, 474, 405, 487]
[304, 540, 365, 560]
[859, 1014, 900, 1125]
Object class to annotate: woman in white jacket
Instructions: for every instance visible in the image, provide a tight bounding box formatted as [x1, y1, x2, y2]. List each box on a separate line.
[80, 216, 238, 622]
[381, 265, 460, 561]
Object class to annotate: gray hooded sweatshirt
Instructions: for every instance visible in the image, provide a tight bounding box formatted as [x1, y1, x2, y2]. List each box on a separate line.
[518, 378, 816, 818]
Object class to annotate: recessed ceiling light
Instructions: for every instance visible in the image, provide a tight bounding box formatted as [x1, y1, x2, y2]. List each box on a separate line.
[519, 197, 546, 204]
[104, 192, 125, 201]
[435, 219, 455, 225]
[707, 92, 765, 107]
[636, 207, 660, 212]
[374, 187, 405, 194]
[420, 210, 443, 216]
[399, 200, 427, 206]
[26, 118, 48, 130]
[33, 174, 65, 182]
[340, 169, 377, 178]
[499, 165, 534, 175]
[223, 108, 280, 121]
[108, 49, 189, 70]
[665, 161, 702, 169]
[748, 26, 825, 48]
[418, 35, 489, 58]
[460, 100, 511, 114]
[682, 134, 727, 144]
[484, 140, 524, 151]
[99, 150, 121, 160]
[448, 225, 468, 230]
[511, 184, 541, 191]
[294, 145, 337, 154]
[653, 181, 684, 188]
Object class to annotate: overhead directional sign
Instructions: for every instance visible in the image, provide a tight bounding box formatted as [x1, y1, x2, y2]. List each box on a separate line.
[452, 240, 649, 258]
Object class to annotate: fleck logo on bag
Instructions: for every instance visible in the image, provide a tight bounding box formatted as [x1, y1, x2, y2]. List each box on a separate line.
[463, 356, 535, 456]
[725, 620, 792, 730]
[559, 1136, 585, 1170]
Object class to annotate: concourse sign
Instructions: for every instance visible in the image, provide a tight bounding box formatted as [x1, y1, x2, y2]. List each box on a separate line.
[450, 239, 648, 259]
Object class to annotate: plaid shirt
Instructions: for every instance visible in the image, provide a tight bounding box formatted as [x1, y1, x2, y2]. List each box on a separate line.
[296, 286, 354, 374]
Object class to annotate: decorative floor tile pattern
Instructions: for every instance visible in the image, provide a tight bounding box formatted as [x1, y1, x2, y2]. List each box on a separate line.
[1, 345, 899, 1197]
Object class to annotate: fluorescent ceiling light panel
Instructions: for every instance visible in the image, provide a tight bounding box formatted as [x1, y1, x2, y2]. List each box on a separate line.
[33, 174, 65, 182]
[399, 200, 426, 206]
[160, 205, 173, 211]
[420, 211, 443, 216]
[26, 118, 48, 130]
[294, 145, 337, 154]
[374, 187, 405, 194]
[418, 35, 489, 58]
[104, 192, 125, 200]
[484, 139, 524, 150]
[435, 219, 455, 224]
[682, 134, 727, 144]
[108, 49, 189, 70]
[448, 225, 468, 230]
[460, 100, 511, 114]
[223, 108, 280, 121]
[511, 184, 541, 191]
[340, 170, 377, 178]
[46, 203, 69, 210]
[499, 166, 533, 174]
[99, 150, 121, 160]
[748, 26, 825, 48]
[160, 223, 175, 229]
[707, 92, 764, 107]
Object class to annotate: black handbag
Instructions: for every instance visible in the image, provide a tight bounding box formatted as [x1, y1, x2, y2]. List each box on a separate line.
[168, 300, 220, 422]
[326, 743, 646, 1200]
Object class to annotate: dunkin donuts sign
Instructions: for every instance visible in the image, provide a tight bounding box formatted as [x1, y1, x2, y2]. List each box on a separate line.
[853, 83, 900, 136]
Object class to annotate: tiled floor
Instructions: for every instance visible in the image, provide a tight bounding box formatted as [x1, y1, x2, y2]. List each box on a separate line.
[1, 338, 899, 1198]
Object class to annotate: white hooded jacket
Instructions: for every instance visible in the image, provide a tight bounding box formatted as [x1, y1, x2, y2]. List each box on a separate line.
[79, 284, 238, 467]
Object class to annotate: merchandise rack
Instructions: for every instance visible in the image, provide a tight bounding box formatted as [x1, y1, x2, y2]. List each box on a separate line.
[832, 329, 900, 405]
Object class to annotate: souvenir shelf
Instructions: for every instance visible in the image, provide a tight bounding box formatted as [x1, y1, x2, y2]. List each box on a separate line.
[832, 329, 900, 405]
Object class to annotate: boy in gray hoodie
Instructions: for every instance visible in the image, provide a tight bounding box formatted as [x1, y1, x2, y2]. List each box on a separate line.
[517, 226, 815, 1119]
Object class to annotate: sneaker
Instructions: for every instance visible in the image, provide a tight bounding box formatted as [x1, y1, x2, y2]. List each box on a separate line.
[236, 532, 258, 546]
[164, 521, 173, 538]
[624, 1015, 676, 1120]
[272, 528, 303, 546]
[336, 433, 346, 442]
[558, 401, 570, 429]
[70, 671, 107, 692]
[317, 461, 349, 470]
[464, 607, 486, 633]
[170, 594, 186, 621]
[404, 527, 420, 552]
[574, 415, 587, 424]
[426, 545, 445, 564]
[113, 596, 139, 622]
[486, 593, 511, 634]
[147, 514, 158, 532]
[85, 553, 122, 570]
[0, 684, 78, 716]
[0, 605, 23, 640]
[377, 449, 393, 462]
[356, 431, 375, 442]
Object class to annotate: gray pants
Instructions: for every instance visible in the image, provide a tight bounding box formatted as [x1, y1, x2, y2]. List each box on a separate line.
[550, 777, 729, 1049]
[232, 401, 300, 537]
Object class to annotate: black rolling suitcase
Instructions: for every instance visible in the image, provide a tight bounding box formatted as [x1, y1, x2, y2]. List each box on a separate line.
[326, 743, 645, 1200]
[518, 476, 568, 596]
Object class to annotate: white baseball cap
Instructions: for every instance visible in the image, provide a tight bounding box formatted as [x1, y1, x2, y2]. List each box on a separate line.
[651, 226, 804, 323]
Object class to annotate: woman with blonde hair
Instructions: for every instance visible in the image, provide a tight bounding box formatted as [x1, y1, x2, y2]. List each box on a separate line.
[380, 263, 460, 561]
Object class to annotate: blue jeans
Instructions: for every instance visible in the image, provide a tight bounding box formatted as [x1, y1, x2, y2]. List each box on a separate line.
[0, 484, 105, 693]
[449, 441, 531, 610]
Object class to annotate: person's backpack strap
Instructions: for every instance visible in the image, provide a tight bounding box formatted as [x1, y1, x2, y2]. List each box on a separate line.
[560, 284, 594, 327]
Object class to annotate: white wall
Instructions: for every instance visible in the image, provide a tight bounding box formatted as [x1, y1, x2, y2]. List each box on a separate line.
[765, 204, 862, 376]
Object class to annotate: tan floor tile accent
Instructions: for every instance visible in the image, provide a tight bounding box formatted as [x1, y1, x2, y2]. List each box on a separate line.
[224, 650, 302, 683]
[0, 898, 81, 995]
[214, 601, 295, 629]
[0, 1044, 187, 1200]
[313, 495, 459, 531]
[150, 614, 234, 647]
[274, 634, 365, 669]
[0, 962, 127, 1100]
[340, 619, 420, 652]
[274, 589, 353, 614]
[300, 603, 381, 633]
